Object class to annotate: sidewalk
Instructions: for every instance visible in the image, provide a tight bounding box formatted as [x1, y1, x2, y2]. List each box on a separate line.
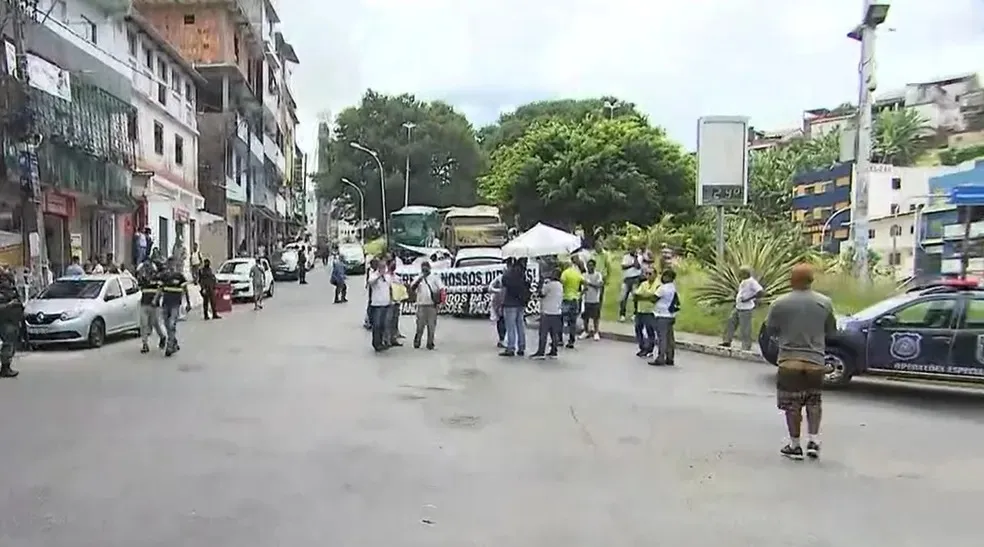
[597, 320, 764, 363]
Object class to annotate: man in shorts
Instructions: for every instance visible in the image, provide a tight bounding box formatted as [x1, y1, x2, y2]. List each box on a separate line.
[579, 259, 603, 340]
[764, 263, 836, 460]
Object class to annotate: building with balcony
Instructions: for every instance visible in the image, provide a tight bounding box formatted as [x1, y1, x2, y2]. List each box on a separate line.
[1, 0, 140, 275]
[791, 163, 853, 252]
[135, 0, 302, 257]
[792, 161, 977, 257]
[123, 12, 214, 272]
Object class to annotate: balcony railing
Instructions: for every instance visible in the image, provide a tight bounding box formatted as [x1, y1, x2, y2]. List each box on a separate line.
[250, 134, 263, 161]
[263, 134, 286, 176]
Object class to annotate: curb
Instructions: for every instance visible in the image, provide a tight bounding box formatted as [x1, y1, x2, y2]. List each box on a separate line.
[597, 329, 766, 364]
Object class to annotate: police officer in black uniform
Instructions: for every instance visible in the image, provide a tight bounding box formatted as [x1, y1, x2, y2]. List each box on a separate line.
[0, 266, 24, 378]
[136, 257, 167, 353]
[159, 257, 191, 357]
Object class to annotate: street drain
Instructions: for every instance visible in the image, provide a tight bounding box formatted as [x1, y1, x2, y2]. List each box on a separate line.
[442, 414, 481, 428]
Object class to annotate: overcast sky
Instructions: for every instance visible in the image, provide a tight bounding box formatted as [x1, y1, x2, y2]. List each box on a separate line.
[277, 0, 984, 160]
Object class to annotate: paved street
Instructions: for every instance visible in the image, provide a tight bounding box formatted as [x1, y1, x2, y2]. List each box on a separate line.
[2, 267, 983, 546]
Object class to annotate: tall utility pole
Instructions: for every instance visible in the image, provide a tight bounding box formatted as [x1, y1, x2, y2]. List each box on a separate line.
[849, 1, 890, 281]
[244, 117, 255, 255]
[9, 0, 50, 291]
[402, 121, 415, 207]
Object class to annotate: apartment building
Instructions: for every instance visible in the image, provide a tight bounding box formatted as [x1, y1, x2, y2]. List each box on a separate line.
[792, 162, 977, 261]
[915, 161, 984, 277]
[134, 0, 300, 259]
[124, 13, 210, 272]
[1, 0, 138, 274]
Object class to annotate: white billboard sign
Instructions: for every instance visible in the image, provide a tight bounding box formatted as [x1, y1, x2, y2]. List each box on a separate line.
[4, 41, 72, 103]
[696, 116, 749, 206]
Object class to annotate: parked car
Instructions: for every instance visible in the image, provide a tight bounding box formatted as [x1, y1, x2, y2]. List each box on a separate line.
[285, 242, 316, 270]
[337, 243, 366, 274]
[24, 274, 141, 348]
[759, 278, 984, 387]
[452, 247, 502, 268]
[270, 249, 301, 281]
[215, 257, 275, 300]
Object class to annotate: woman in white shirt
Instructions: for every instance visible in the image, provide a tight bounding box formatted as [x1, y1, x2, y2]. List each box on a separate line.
[650, 269, 679, 367]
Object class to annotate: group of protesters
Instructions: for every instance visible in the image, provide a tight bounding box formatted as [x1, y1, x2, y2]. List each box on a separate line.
[363, 252, 446, 352]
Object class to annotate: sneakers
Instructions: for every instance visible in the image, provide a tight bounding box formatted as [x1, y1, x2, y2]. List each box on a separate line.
[806, 441, 820, 459]
[140, 343, 150, 354]
[498, 350, 515, 357]
[618, 315, 626, 322]
[565, 342, 575, 349]
[546, 350, 558, 358]
[592, 333, 600, 341]
[635, 350, 648, 357]
[158, 337, 166, 350]
[718, 341, 731, 348]
[578, 332, 589, 340]
[530, 352, 546, 360]
[780, 444, 804, 460]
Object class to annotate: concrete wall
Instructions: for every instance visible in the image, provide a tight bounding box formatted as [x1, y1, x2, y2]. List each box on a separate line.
[198, 218, 229, 264]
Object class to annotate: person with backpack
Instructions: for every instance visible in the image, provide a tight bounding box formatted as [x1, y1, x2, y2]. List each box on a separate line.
[649, 269, 680, 366]
[499, 258, 531, 357]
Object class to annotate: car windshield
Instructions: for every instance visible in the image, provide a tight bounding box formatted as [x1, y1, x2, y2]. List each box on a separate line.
[456, 257, 502, 268]
[218, 261, 251, 275]
[339, 245, 362, 259]
[850, 293, 921, 321]
[40, 280, 104, 299]
[275, 250, 298, 262]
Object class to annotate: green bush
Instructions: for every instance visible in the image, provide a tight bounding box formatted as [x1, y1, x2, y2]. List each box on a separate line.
[692, 217, 811, 307]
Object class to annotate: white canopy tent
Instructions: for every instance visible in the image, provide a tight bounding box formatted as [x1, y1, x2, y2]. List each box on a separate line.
[501, 223, 582, 259]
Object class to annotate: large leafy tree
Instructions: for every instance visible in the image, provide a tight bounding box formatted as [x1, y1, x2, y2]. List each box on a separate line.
[479, 116, 695, 233]
[477, 97, 643, 153]
[314, 90, 486, 224]
[747, 131, 841, 223]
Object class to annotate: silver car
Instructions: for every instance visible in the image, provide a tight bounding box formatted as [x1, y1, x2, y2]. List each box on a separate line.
[24, 274, 142, 348]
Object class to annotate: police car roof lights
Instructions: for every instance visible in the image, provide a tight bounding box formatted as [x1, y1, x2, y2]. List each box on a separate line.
[909, 277, 983, 294]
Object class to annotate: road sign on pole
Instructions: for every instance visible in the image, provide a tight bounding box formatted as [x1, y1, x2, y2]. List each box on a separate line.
[696, 116, 749, 260]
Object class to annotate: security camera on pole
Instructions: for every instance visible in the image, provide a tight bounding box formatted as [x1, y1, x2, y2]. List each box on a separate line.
[696, 116, 750, 260]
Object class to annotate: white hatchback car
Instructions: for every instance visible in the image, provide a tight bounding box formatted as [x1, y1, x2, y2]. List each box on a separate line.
[215, 257, 275, 300]
[24, 274, 142, 348]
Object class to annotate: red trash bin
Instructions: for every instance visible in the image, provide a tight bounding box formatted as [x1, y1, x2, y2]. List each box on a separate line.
[214, 282, 233, 314]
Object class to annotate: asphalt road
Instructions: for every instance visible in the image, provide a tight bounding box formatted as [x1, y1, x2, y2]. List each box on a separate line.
[2, 267, 983, 546]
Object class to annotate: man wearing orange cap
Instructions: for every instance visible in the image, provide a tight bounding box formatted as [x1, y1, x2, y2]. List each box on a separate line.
[764, 264, 836, 460]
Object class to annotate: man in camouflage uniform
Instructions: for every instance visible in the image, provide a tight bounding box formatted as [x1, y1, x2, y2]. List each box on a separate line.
[0, 265, 24, 378]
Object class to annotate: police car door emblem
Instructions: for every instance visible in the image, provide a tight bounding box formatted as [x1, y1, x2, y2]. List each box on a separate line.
[975, 334, 984, 364]
[890, 332, 922, 360]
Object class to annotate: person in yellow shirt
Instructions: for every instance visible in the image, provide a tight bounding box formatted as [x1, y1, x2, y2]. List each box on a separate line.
[559, 258, 584, 349]
[632, 268, 659, 358]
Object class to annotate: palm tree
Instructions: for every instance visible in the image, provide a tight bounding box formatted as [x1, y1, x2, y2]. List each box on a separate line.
[872, 108, 930, 166]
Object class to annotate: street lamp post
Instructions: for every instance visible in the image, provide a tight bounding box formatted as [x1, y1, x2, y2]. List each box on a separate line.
[349, 142, 388, 247]
[603, 100, 618, 119]
[820, 206, 852, 252]
[402, 122, 416, 207]
[848, 0, 890, 282]
[340, 177, 365, 246]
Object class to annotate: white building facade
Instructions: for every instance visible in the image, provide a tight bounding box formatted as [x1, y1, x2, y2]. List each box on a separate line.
[123, 14, 207, 274]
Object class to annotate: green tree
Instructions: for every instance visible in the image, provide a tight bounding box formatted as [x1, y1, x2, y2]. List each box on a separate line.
[479, 116, 695, 234]
[477, 97, 643, 153]
[872, 108, 930, 166]
[314, 90, 486, 224]
[747, 131, 841, 223]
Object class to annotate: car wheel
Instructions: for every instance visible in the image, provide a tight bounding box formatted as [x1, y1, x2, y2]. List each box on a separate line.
[824, 346, 854, 387]
[87, 318, 106, 348]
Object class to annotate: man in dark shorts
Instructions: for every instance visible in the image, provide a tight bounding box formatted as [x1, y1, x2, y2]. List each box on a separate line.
[580, 259, 603, 340]
[764, 263, 836, 460]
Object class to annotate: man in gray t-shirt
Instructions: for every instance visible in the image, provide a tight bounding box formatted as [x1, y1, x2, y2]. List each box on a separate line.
[580, 259, 604, 340]
[765, 264, 836, 461]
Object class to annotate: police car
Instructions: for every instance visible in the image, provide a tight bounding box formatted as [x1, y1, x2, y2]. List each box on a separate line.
[758, 279, 984, 387]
